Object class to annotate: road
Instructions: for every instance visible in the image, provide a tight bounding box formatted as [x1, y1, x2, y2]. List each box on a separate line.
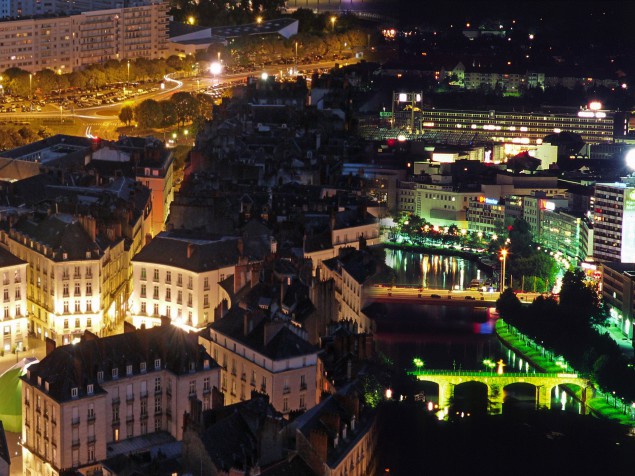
[0, 59, 355, 140]
[366, 285, 541, 306]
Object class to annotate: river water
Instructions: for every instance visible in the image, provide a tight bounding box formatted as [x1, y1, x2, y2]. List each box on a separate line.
[377, 249, 580, 413]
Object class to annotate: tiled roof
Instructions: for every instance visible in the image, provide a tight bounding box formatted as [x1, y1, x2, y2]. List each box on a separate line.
[22, 324, 217, 403]
[0, 246, 25, 268]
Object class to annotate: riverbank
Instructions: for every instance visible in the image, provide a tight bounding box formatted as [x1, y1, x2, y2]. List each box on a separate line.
[383, 241, 495, 273]
[495, 319, 635, 426]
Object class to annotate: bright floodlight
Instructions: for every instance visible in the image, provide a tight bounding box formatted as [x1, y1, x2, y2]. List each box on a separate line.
[209, 62, 222, 75]
[589, 101, 602, 111]
[626, 149, 635, 171]
[261, 72, 269, 81]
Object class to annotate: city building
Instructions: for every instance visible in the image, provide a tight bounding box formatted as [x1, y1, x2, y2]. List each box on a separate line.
[0, 0, 152, 18]
[396, 107, 622, 145]
[21, 322, 220, 475]
[199, 308, 320, 415]
[1, 212, 131, 344]
[0, 421, 9, 476]
[538, 208, 592, 264]
[600, 262, 635, 342]
[130, 231, 272, 330]
[290, 386, 378, 476]
[0, 1, 168, 73]
[0, 246, 28, 354]
[593, 181, 635, 263]
[521, 194, 568, 239]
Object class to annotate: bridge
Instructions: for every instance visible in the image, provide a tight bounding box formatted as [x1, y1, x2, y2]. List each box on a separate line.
[408, 369, 592, 415]
[366, 285, 538, 307]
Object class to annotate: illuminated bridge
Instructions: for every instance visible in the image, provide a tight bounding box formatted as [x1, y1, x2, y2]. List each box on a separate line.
[366, 286, 537, 307]
[408, 369, 592, 415]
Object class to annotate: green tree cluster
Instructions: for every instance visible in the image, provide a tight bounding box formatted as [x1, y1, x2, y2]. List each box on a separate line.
[129, 92, 214, 131]
[0, 125, 51, 151]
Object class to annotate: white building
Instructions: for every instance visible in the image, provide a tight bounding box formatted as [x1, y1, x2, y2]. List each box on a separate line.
[593, 181, 635, 263]
[0, 246, 27, 354]
[21, 322, 221, 475]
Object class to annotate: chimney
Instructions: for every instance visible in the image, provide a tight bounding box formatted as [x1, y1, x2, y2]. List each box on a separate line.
[309, 430, 328, 462]
[45, 337, 56, 356]
[81, 331, 99, 342]
[263, 321, 284, 346]
[123, 321, 137, 333]
[243, 312, 251, 336]
[350, 415, 356, 431]
[237, 238, 244, 257]
[160, 315, 171, 327]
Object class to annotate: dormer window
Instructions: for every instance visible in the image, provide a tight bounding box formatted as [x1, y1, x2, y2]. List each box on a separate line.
[37, 376, 42, 386]
[97, 371, 104, 383]
[204, 360, 210, 370]
[71, 387, 78, 398]
[126, 365, 133, 376]
[154, 359, 161, 370]
[140, 362, 146, 373]
[112, 368, 119, 379]
[87, 384, 94, 395]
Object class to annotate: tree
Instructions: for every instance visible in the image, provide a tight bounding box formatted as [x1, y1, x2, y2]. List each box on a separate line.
[559, 269, 607, 327]
[171, 92, 198, 127]
[496, 288, 522, 320]
[134, 99, 163, 129]
[508, 218, 533, 257]
[118, 105, 134, 126]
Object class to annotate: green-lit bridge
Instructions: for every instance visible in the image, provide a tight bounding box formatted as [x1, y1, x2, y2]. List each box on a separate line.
[408, 369, 592, 415]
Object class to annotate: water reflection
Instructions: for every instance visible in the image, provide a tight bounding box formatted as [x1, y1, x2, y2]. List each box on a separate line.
[385, 248, 484, 290]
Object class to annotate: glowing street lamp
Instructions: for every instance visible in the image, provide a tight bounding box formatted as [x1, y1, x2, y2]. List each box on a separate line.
[500, 248, 508, 291]
[209, 61, 222, 85]
[29, 73, 32, 100]
[330, 16, 336, 33]
[256, 16, 263, 25]
[626, 148, 635, 171]
[413, 357, 424, 369]
[187, 16, 195, 25]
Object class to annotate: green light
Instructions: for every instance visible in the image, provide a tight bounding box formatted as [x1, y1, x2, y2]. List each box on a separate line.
[413, 358, 424, 368]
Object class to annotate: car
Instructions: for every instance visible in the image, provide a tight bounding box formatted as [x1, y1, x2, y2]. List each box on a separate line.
[430, 294, 441, 298]
[465, 296, 475, 300]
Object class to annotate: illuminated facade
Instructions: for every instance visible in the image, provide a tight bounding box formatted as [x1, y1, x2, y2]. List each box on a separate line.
[21, 323, 220, 475]
[409, 108, 619, 145]
[600, 262, 635, 341]
[593, 182, 635, 263]
[0, 1, 168, 73]
[0, 247, 28, 354]
[1, 214, 129, 344]
[200, 309, 320, 415]
[538, 209, 591, 263]
[130, 234, 254, 330]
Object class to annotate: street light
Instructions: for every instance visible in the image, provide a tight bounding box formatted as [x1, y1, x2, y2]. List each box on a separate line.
[330, 16, 336, 33]
[29, 73, 32, 100]
[57, 68, 63, 123]
[126, 60, 130, 99]
[256, 16, 263, 25]
[500, 248, 508, 291]
[294, 41, 298, 75]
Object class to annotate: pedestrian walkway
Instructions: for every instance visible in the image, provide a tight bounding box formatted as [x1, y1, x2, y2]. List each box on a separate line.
[596, 323, 634, 359]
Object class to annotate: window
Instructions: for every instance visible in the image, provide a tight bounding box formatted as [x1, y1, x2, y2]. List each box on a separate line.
[112, 404, 119, 422]
[14, 288, 20, 300]
[166, 271, 171, 284]
[203, 377, 210, 391]
[63, 319, 68, 329]
[126, 365, 133, 376]
[87, 404, 94, 419]
[177, 290, 182, 304]
[154, 395, 161, 413]
[153, 286, 159, 299]
[112, 368, 119, 379]
[154, 377, 161, 392]
[141, 302, 146, 314]
[189, 380, 196, 396]
[154, 417, 161, 432]
[141, 399, 147, 416]
[140, 284, 146, 298]
[165, 288, 171, 301]
[87, 317, 92, 328]
[75, 300, 81, 313]
[203, 277, 209, 290]
[177, 274, 182, 286]
[87, 384, 94, 395]
[203, 294, 209, 308]
[141, 268, 146, 280]
[74, 283, 80, 295]
[283, 397, 288, 412]
[154, 359, 161, 370]
[187, 293, 192, 307]
[71, 387, 78, 398]
[86, 282, 92, 295]
[62, 283, 68, 297]
[166, 305, 171, 317]
[63, 301, 69, 313]
[3, 307, 7, 319]
[300, 394, 305, 409]
[97, 371, 104, 383]
[187, 276, 193, 289]
[153, 303, 159, 316]
[88, 446, 95, 462]
[140, 362, 146, 373]
[153, 269, 159, 281]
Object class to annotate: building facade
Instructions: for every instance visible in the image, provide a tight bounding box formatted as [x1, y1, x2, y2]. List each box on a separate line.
[600, 262, 635, 342]
[21, 323, 220, 475]
[0, 1, 168, 73]
[0, 247, 27, 353]
[593, 182, 635, 263]
[200, 309, 320, 415]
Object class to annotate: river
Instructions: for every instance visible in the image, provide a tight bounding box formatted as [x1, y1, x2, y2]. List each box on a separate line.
[377, 249, 580, 414]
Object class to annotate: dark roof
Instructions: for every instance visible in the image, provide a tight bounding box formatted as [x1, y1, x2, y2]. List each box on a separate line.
[333, 209, 376, 230]
[11, 213, 100, 261]
[0, 134, 91, 160]
[260, 456, 315, 476]
[601, 262, 635, 274]
[0, 421, 9, 467]
[0, 246, 25, 268]
[22, 324, 217, 403]
[132, 233, 242, 272]
[208, 307, 317, 361]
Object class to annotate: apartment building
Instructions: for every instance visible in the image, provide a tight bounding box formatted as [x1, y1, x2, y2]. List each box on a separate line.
[538, 209, 592, 264]
[200, 308, 320, 415]
[593, 181, 635, 263]
[0, 247, 27, 353]
[21, 322, 220, 475]
[600, 262, 635, 342]
[0, 1, 168, 73]
[130, 232, 272, 330]
[1, 213, 129, 344]
[0, 0, 137, 18]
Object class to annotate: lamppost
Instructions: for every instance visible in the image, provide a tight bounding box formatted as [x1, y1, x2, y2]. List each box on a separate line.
[29, 73, 32, 101]
[294, 41, 298, 75]
[126, 60, 130, 99]
[209, 61, 222, 86]
[57, 68, 63, 123]
[256, 16, 263, 25]
[0, 75, 3, 96]
[330, 16, 336, 33]
[500, 248, 508, 292]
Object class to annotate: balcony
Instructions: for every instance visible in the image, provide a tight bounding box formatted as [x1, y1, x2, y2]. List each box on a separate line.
[300, 382, 307, 391]
[140, 412, 148, 420]
[112, 418, 120, 426]
[87, 435, 96, 445]
[87, 414, 95, 423]
[240, 373, 246, 382]
[112, 396, 120, 405]
[282, 387, 291, 395]
[203, 387, 211, 395]
[140, 390, 148, 399]
[72, 439, 80, 448]
[126, 415, 134, 423]
[154, 408, 162, 416]
[166, 387, 172, 397]
[260, 385, 266, 393]
[71, 417, 80, 426]
[126, 394, 134, 403]
[188, 391, 197, 398]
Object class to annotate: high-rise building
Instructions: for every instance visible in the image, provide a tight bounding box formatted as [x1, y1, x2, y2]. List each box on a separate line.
[0, 1, 168, 72]
[593, 181, 635, 263]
